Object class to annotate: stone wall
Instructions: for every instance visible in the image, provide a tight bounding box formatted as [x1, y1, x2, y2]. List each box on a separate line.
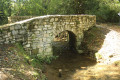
[8, 16, 37, 23]
[0, 15, 96, 57]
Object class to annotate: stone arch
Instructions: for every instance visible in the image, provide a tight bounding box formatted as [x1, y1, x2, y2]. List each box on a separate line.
[52, 30, 77, 55]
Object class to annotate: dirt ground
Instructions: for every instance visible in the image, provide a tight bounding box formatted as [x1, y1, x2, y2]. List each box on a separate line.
[44, 53, 120, 80]
[0, 44, 45, 80]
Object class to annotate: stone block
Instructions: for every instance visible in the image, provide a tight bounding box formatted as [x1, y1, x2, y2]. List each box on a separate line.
[40, 44, 44, 47]
[47, 30, 52, 33]
[37, 28, 42, 31]
[32, 49, 39, 54]
[44, 34, 49, 37]
[35, 21, 39, 24]
[77, 50, 83, 54]
[43, 27, 47, 30]
[44, 44, 51, 47]
[43, 22, 47, 24]
[43, 38, 47, 42]
[19, 30, 26, 34]
[39, 48, 44, 53]
[70, 22, 75, 25]
[46, 47, 52, 52]
[10, 26, 14, 30]
[47, 38, 51, 42]
[26, 44, 30, 47]
[15, 24, 22, 29]
[55, 18, 58, 21]
[53, 22, 57, 25]
[38, 25, 44, 28]
[12, 30, 18, 35]
[32, 44, 37, 49]
[11, 41, 15, 43]
[7, 32, 11, 37]
[4, 35, 8, 38]
[35, 31, 40, 34]
[45, 25, 50, 28]
[24, 26, 28, 29]
[50, 18, 54, 22]
[34, 25, 38, 28]
[5, 41, 9, 44]
[45, 19, 49, 22]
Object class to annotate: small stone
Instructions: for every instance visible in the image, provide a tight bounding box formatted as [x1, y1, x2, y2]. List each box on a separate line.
[58, 69, 62, 77]
[109, 55, 113, 58]
[78, 50, 83, 54]
[26, 44, 30, 47]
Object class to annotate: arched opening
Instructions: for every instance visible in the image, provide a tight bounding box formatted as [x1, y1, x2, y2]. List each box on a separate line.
[52, 30, 77, 55]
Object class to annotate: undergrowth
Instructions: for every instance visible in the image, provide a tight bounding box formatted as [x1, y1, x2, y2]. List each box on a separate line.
[15, 42, 58, 65]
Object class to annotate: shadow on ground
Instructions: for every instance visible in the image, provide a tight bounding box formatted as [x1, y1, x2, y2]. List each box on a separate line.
[44, 52, 96, 80]
[80, 26, 110, 60]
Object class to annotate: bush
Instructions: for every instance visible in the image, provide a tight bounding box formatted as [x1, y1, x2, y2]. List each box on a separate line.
[84, 0, 120, 23]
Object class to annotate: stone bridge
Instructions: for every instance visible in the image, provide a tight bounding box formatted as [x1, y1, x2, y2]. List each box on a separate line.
[0, 15, 96, 57]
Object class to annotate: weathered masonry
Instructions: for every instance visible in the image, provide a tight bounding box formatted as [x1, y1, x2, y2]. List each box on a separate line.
[0, 15, 96, 57]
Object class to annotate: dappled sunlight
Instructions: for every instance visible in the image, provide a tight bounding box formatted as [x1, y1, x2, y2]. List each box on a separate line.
[44, 54, 96, 80]
[97, 29, 120, 64]
[72, 64, 120, 80]
[23, 70, 39, 76]
[0, 71, 8, 80]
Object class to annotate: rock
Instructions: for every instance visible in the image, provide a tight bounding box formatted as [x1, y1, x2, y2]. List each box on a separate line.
[78, 50, 83, 54]
[12, 30, 18, 35]
[58, 69, 62, 77]
[14, 24, 22, 29]
[0, 71, 8, 80]
[50, 18, 54, 22]
[109, 55, 113, 58]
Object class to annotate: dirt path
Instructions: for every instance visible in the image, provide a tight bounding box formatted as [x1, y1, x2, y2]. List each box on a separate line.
[44, 53, 120, 80]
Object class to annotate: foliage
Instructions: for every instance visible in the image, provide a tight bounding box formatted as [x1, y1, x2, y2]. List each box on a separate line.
[1, 0, 120, 24]
[83, 0, 120, 22]
[0, 0, 10, 25]
[9, 0, 76, 16]
[15, 42, 58, 65]
[37, 54, 58, 64]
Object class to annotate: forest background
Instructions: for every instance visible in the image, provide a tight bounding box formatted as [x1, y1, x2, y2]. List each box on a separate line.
[0, 0, 120, 25]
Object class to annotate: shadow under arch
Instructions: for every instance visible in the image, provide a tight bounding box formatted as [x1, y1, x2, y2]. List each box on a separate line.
[52, 30, 77, 56]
